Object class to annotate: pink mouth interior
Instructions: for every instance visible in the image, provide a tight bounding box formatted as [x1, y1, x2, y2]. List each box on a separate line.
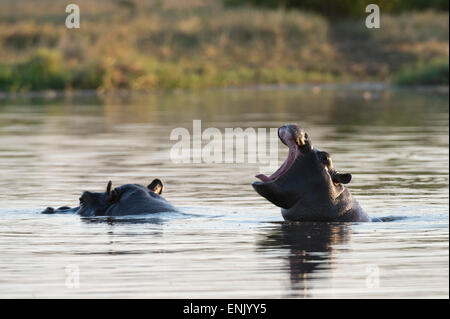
[255, 128, 299, 182]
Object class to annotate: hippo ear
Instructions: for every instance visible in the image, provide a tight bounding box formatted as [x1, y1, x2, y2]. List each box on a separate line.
[332, 173, 352, 184]
[106, 181, 113, 195]
[148, 179, 163, 195]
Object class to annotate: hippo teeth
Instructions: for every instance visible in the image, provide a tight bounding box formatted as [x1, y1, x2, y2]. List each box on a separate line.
[255, 174, 271, 182]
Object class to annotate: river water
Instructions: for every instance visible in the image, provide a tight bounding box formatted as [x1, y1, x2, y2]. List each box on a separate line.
[0, 86, 448, 298]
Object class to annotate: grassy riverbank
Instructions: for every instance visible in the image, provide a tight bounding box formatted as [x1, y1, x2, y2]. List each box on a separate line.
[0, 0, 448, 91]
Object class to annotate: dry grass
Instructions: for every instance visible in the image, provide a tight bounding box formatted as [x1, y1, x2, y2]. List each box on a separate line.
[0, 0, 448, 91]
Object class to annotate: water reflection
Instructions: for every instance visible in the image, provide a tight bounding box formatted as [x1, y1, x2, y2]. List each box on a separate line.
[81, 216, 166, 225]
[259, 222, 351, 297]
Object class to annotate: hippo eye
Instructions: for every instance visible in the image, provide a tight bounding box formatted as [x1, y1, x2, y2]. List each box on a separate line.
[318, 152, 331, 165]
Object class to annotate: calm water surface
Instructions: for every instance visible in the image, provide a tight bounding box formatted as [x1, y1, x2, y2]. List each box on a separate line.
[0, 86, 448, 298]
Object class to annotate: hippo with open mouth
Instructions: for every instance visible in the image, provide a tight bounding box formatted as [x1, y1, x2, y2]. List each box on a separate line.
[42, 179, 178, 216]
[253, 124, 369, 222]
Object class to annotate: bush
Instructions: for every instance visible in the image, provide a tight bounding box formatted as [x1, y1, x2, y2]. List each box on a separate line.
[393, 60, 449, 85]
[70, 62, 104, 90]
[11, 49, 69, 90]
[0, 64, 13, 90]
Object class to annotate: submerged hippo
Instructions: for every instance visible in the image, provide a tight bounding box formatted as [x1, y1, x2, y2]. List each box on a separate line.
[253, 124, 370, 222]
[42, 179, 178, 216]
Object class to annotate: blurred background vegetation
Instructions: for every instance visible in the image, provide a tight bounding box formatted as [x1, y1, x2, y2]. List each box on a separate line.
[0, 0, 448, 92]
[224, 0, 449, 16]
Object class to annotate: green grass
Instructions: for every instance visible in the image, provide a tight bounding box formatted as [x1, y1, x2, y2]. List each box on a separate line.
[0, 0, 448, 91]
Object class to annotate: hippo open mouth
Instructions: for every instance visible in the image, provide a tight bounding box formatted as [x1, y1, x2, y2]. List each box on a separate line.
[251, 124, 369, 222]
[255, 125, 305, 183]
[251, 124, 314, 210]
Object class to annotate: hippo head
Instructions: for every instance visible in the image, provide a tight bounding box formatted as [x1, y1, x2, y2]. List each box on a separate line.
[78, 179, 164, 217]
[252, 124, 352, 211]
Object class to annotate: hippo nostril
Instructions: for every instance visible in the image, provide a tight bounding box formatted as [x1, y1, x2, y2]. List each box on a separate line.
[278, 126, 289, 141]
[278, 126, 283, 139]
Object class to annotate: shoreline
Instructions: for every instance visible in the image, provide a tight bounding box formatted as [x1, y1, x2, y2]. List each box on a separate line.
[0, 83, 448, 101]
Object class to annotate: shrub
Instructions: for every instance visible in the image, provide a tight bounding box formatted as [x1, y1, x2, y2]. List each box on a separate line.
[0, 64, 13, 90]
[393, 59, 449, 85]
[12, 49, 69, 90]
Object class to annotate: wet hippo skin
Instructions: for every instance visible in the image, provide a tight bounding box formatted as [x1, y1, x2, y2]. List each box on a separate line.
[41, 179, 178, 217]
[253, 124, 370, 222]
